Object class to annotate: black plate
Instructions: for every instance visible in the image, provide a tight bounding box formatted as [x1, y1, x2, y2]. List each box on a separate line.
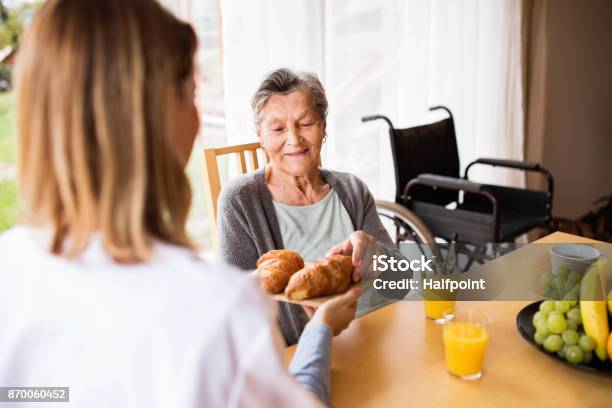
[516, 301, 612, 375]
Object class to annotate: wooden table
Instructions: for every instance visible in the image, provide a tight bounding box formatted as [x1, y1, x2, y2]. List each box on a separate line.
[285, 232, 612, 407]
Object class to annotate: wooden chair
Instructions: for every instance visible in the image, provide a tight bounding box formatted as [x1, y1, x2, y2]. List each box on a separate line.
[202, 142, 269, 245]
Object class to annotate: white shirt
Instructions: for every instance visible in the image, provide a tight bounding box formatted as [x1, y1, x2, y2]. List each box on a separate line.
[0, 226, 321, 408]
[273, 190, 354, 262]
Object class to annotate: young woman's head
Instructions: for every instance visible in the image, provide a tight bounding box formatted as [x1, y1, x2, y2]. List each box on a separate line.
[15, 0, 199, 262]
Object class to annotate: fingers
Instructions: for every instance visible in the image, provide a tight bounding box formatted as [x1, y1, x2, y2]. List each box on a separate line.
[325, 244, 342, 258]
[314, 287, 362, 336]
[348, 286, 363, 299]
[349, 231, 370, 264]
[339, 286, 362, 306]
[323, 286, 361, 310]
[348, 235, 365, 281]
[326, 239, 353, 258]
[350, 232, 377, 280]
[351, 243, 363, 278]
[340, 239, 353, 256]
[349, 233, 364, 260]
[302, 305, 316, 318]
[327, 232, 376, 282]
[326, 240, 347, 257]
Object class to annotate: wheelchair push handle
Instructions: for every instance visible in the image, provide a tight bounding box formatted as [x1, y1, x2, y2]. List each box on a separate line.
[361, 114, 386, 123]
[361, 114, 395, 129]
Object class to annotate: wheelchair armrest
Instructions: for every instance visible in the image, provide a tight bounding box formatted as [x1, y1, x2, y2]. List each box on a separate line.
[464, 158, 554, 210]
[413, 174, 484, 194]
[403, 174, 501, 242]
[468, 158, 540, 171]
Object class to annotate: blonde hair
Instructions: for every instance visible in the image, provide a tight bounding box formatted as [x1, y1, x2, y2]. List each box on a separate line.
[15, 0, 198, 263]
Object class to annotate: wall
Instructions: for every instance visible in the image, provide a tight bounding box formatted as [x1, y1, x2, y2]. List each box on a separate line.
[526, 0, 612, 220]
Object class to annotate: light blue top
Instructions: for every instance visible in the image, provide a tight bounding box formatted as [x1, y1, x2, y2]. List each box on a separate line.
[273, 189, 354, 262]
[289, 323, 332, 404]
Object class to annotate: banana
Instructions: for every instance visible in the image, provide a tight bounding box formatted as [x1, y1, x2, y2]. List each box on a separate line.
[579, 259, 612, 361]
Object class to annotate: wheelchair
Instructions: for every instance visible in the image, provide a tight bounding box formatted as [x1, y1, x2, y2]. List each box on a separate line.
[364, 106, 556, 270]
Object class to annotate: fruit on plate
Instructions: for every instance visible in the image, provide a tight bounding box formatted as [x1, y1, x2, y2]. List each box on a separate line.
[608, 289, 612, 315]
[579, 259, 612, 361]
[533, 300, 596, 365]
[541, 265, 582, 300]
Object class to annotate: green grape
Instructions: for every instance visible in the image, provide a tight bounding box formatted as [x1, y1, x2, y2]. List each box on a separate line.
[555, 301, 570, 313]
[533, 311, 548, 323]
[567, 300, 578, 307]
[543, 288, 558, 300]
[562, 288, 579, 302]
[567, 320, 578, 331]
[583, 350, 593, 364]
[556, 265, 571, 279]
[534, 331, 547, 345]
[534, 319, 549, 336]
[547, 314, 567, 334]
[562, 329, 579, 345]
[543, 334, 563, 352]
[565, 345, 584, 364]
[541, 272, 553, 288]
[554, 276, 565, 295]
[566, 308, 582, 324]
[539, 301, 555, 314]
[549, 310, 562, 319]
[557, 344, 569, 359]
[533, 316, 545, 328]
[567, 271, 582, 286]
[564, 279, 576, 293]
[578, 335, 596, 352]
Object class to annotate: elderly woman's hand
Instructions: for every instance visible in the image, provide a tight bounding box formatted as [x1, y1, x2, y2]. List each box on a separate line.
[325, 231, 376, 282]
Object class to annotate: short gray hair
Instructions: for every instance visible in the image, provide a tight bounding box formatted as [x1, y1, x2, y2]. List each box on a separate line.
[251, 68, 328, 130]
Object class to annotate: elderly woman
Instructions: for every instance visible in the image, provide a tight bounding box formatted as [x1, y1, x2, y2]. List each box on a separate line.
[218, 68, 403, 345]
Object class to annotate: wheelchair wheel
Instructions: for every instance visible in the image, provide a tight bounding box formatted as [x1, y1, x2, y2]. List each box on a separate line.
[375, 200, 441, 259]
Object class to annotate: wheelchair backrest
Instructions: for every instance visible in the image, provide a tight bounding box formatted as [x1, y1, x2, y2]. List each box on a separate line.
[391, 116, 460, 205]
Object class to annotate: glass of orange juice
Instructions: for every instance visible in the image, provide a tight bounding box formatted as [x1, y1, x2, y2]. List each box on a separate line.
[423, 285, 456, 324]
[424, 299, 456, 323]
[443, 307, 490, 380]
[422, 271, 458, 324]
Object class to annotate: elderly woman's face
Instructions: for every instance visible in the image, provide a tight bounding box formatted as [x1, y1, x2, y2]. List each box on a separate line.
[258, 90, 324, 176]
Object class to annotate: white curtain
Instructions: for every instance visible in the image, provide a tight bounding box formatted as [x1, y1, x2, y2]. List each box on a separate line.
[221, 0, 525, 200]
[221, 0, 325, 145]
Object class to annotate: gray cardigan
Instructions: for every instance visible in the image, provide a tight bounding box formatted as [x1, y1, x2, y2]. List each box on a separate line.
[217, 167, 399, 345]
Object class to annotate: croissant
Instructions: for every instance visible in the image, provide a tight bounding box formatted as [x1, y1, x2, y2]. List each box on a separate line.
[285, 255, 354, 300]
[256, 249, 305, 294]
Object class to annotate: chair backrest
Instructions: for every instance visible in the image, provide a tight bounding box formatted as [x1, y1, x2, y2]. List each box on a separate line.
[391, 108, 460, 206]
[202, 142, 269, 244]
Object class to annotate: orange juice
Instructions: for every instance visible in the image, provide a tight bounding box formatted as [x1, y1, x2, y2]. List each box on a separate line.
[424, 300, 456, 321]
[443, 322, 489, 378]
[422, 274, 457, 323]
